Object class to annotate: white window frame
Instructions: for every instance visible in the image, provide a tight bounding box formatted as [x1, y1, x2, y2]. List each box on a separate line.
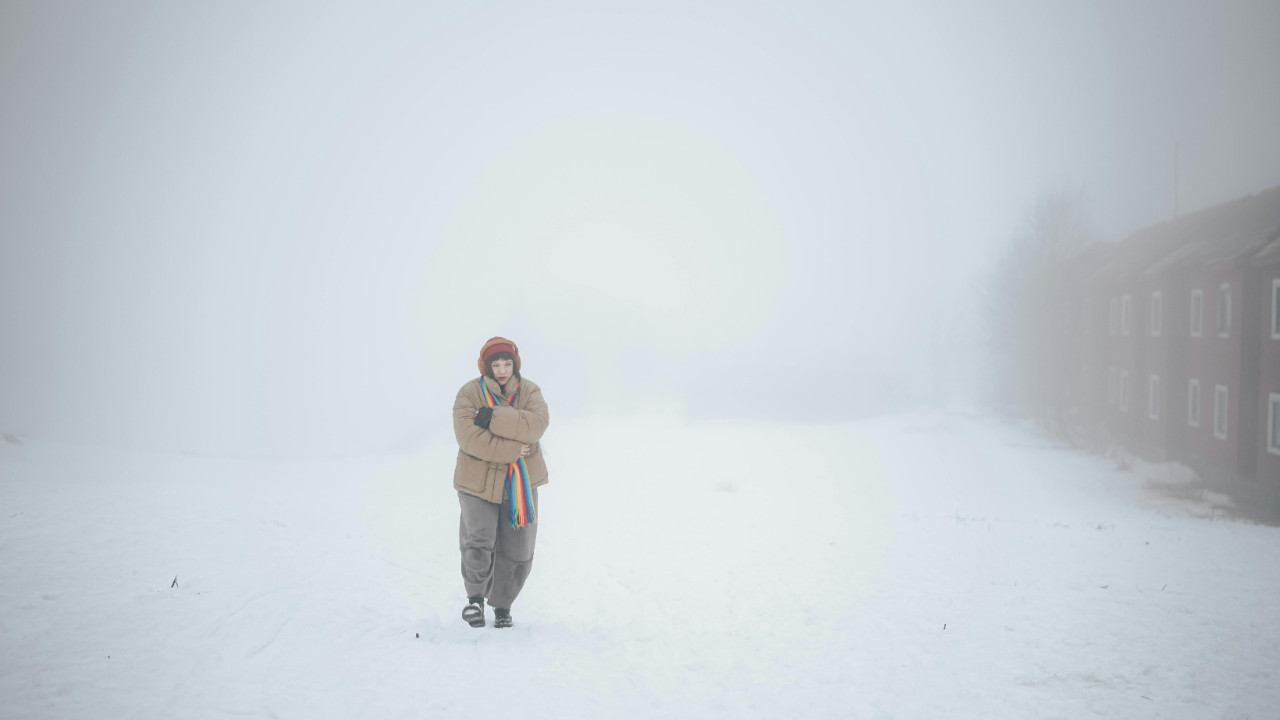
[1107, 367, 1117, 405]
[1218, 282, 1232, 338]
[1188, 379, 1200, 428]
[1271, 278, 1280, 340]
[1150, 291, 1162, 336]
[1121, 294, 1132, 336]
[1109, 297, 1118, 335]
[1268, 393, 1280, 456]
[1148, 375, 1160, 420]
[1191, 289, 1203, 337]
[1120, 371, 1130, 412]
[1214, 384, 1229, 440]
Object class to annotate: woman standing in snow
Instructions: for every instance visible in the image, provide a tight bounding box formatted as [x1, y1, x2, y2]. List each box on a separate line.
[452, 337, 550, 628]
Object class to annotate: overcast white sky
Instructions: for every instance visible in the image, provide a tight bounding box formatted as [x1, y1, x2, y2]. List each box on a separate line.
[2, 0, 1278, 455]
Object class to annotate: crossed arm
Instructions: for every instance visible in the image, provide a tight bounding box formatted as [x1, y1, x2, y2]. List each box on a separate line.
[452, 383, 549, 463]
[487, 385, 549, 444]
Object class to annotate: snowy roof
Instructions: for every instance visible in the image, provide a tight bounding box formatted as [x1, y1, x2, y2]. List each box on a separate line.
[1249, 230, 1280, 266]
[1085, 185, 1280, 283]
[1142, 185, 1280, 274]
[1087, 205, 1217, 282]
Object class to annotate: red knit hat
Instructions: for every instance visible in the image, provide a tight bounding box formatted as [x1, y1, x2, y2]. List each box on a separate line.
[477, 336, 521, 376]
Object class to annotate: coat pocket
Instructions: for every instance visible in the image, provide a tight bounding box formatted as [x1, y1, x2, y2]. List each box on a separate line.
[453, 450, 489, 494]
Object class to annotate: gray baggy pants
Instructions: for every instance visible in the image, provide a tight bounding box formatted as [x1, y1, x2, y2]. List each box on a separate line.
[458, 488, 538, 609]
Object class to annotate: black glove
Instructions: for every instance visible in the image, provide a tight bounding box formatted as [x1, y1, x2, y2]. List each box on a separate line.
[473, 407, 493, 430]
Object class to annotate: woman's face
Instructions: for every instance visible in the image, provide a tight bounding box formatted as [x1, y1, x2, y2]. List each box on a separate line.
[490, 358, 514, 384]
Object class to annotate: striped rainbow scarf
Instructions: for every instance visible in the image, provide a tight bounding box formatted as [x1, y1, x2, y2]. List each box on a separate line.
[481, 378, 537, 528]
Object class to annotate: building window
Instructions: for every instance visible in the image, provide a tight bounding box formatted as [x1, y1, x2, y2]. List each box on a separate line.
[1120, 371, 1130, 412]
[1217, 283, 1232, 337]
[1121, 294, 1132, 335]
[1150, 291, 1162, 336]
[1269, 392, 1280, 453]
[1191, 289, 1203, 337]
[1188, 379, 1200, 427]
[1148, 375, 1160, 419]
[1108, 367, 1117, 405]
[1214, 385, 1229, 440]
[1269, 394, 1280, 456]
[1109, 298, 1118, 335]
[1272, 279, 1280, 340]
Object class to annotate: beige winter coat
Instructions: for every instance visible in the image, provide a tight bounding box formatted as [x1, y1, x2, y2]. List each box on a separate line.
[452, 376, 550, 503]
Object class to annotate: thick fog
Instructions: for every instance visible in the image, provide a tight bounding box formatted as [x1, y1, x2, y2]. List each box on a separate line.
[3, 1, 1278, 456]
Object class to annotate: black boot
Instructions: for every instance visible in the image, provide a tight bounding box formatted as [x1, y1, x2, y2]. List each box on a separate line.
[493, 607, 512, 629]
[462, 596, 485, 628]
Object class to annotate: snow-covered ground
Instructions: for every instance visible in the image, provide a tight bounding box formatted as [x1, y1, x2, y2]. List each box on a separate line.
[2, 412, 1277, 719]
